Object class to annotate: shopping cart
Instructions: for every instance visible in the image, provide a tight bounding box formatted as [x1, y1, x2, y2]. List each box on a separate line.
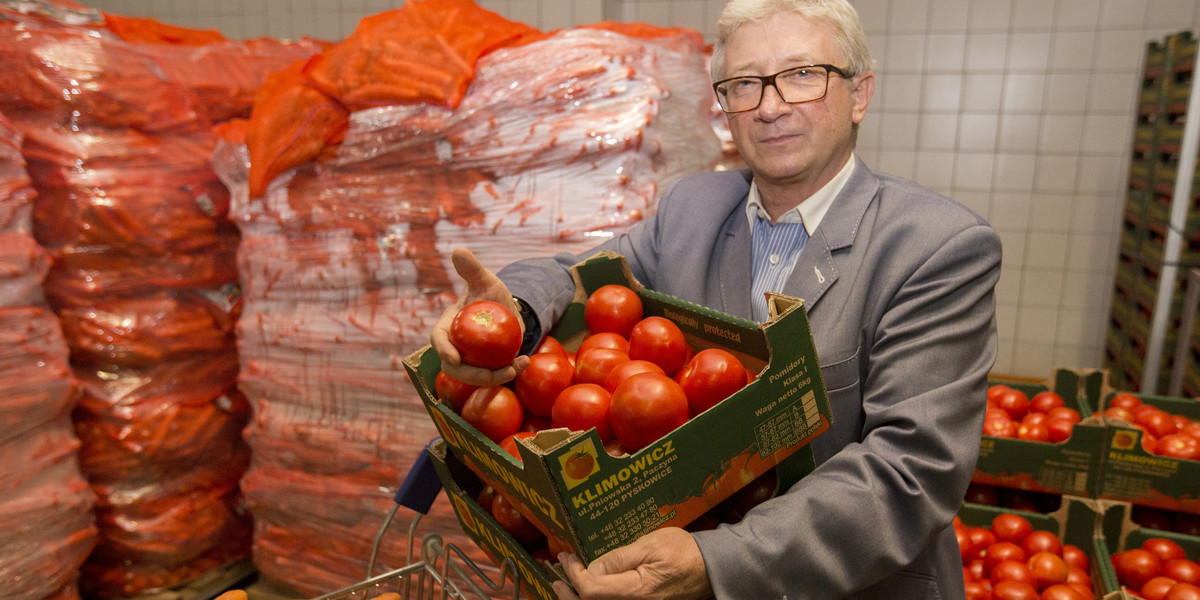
[312, 439, 530, 600]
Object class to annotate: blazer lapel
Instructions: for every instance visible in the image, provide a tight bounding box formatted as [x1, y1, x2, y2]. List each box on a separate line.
[784, 156, 879, 311]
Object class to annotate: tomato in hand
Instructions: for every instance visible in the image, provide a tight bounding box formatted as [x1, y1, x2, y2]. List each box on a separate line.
[610, 372, 689, 451]
[461, 386, 524, 443]
[627, 316, 690, 377]
[675, 348, 747, 417]
[435, 370, 478, 413]
[449, 300, 522, 369]
[551, 383, 614, 442]
[584, 284, 643, 338]
[514, 352, 575, 417]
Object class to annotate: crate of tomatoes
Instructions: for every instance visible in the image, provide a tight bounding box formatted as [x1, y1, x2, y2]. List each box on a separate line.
[403, 251, 832, 563]
[973, 370, 1108, 498]
[1094, 499, 1200, 600]
[1093, 391, 1200, 515]
[957, 495, 1110, 600]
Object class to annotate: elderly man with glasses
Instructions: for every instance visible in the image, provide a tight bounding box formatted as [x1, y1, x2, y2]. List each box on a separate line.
[431, 0, 1002, 598]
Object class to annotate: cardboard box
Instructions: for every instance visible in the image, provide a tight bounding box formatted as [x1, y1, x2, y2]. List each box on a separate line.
[1094, 391, 1200, 514]
[1092, 499, 1200, 597]
[404, 251, 831, 562]
[958, 495, 1108, 598]
[972, 369, 1108, 498]
[426, 439, 564, 600]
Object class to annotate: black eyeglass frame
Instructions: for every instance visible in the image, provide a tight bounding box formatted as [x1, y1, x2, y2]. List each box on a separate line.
[712, 64, 852, 114]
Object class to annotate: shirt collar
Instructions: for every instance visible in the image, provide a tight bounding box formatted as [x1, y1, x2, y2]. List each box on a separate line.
[744, 154, 856, 235]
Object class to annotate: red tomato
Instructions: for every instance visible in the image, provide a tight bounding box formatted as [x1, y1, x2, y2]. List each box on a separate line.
[462, 386, 524, 443]
[1022, 412, 1049, 427]
[1103, 406, 1136, 422]
[675, 348, 747, 416]
[1067, 582, 1095, 600]
[1021, 530, 1063, 557]
[989, 384, 1013, 405]
[995, 388, 1031, 421]
[584, 284, 643, 338]
[1066, 566, 1091, 590]
[574, 347, 630, 386]
[964, 580, 991, 600]
[1046, 406, 1082, 424]
[1143, 577, 1182, 600]
[610, 372, 689, 451]
[992, 579, 1039, 600]
[993, 513, 1035, 545]
[965, 482, 1000, 505]
[1017, 421, 1051, 442]
[499, 431, 537, 461]
[1167, 582, 1200, 600]
[534, 336, 568, 357]
[577, 331, 630, 356]
[1155, 433, 1200, 460]
[1108, 392, 1143, 410]
[1045, 418, 1076, 443]
[1164, 559, 1200, 585]
[551, 383, 613, 442]
[985, 542, 1028, 575]
[1040, 583, 1088, 600]
[966, 527, 997, 562]
[522, 413, 551, 433]
[1112, 548, 1163, 590]
[984, 414, 1019, 438]
[1143, 538, 1188, 563]
[1061, 544, 1090, 572]
[603, 359, 666, 393]
[514, 353, 575, 417]
[1140, 409, 1181, 438]
[1030, 391, 1066, 414]
[627, 316, 690, 377]
[449, 300, 522, 369]
[992, 559, 1036, 586]
[490, 492, 543, 545]
[1181, 421, 1200, 439]
[1028, 552, 1069, 590]
[435, 370, 478, 413]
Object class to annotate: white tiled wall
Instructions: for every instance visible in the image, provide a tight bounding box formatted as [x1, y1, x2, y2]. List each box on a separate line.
[74, 0, 1200, 379]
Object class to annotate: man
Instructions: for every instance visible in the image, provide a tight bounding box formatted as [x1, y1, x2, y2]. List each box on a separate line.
[431, 0, 1001, 597]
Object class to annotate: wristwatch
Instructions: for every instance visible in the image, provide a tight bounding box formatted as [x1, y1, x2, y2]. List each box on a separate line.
[512, 296, 542, 356]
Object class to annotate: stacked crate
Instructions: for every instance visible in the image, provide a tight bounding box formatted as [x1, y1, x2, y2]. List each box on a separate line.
[1106, 30, 1200, 396]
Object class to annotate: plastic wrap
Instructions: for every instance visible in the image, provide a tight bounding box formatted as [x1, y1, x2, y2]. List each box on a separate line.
[0, 2, 323, 595]
[214, 18, 721, 594]
[0, 109, 97, 600]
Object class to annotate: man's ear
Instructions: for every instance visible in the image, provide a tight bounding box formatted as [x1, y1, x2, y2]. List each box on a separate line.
[850, 71, 874, 125]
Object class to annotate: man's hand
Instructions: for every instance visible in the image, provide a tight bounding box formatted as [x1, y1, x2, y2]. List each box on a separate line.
[553, 528, 713, 600]
[430, 247, 530, 386]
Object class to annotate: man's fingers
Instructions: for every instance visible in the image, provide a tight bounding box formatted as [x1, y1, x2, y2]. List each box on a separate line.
[451, 247, 493, 289]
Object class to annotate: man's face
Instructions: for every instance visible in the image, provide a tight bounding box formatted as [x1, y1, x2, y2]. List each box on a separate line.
[721, 12, 873, 191]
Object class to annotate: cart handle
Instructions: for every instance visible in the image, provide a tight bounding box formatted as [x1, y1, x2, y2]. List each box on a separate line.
[394, 438, 444, 514]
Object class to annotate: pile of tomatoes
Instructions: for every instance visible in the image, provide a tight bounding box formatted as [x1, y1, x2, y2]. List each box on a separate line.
[441, 284, 753, 456]
[956, 511, 1094, 600]
[1110, 537, 1200, 599]
[984, 384, 1085, 443]
[1096, 393, 1200, 461]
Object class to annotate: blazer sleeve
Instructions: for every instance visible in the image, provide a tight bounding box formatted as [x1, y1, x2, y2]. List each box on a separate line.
[693, 221, 1002, 598]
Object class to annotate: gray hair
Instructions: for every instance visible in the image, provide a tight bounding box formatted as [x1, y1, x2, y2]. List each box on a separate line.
[710, 0, 875, 83]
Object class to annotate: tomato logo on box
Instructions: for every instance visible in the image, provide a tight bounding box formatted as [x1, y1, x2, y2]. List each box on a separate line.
[559, 440, 600, 488]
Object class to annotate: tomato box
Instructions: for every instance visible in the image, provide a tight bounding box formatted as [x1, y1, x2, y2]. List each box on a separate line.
[972, 369, 1108, 498]
[958, 495, 1110, 598]
[426, 438, 565, 600]
[1092, 500, 1200, 596]
[1094, 391, 1200, 514]
[403, 251, 832, 562]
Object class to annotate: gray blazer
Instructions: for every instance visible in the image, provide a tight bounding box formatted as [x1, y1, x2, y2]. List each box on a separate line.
[500, 157, 1002, 599]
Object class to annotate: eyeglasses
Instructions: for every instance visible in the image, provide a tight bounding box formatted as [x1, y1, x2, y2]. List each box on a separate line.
[713, 64, 850, 113]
